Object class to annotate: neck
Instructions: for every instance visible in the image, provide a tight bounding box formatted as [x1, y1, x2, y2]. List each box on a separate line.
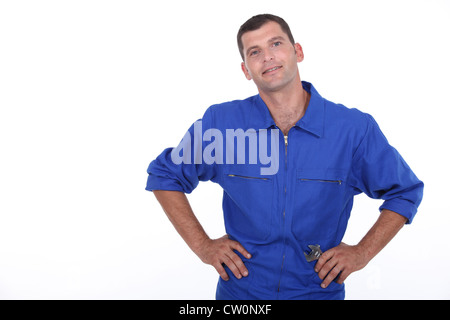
[258, 75, 310, 135]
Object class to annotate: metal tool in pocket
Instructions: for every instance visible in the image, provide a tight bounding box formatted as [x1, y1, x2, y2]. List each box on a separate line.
[303, 244, 323, 262]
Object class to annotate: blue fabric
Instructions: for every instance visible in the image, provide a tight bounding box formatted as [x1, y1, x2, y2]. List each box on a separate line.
[146, 81, 424, 300]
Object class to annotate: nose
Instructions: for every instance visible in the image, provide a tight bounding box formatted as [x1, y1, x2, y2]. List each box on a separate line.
[262, 49, 274, 62]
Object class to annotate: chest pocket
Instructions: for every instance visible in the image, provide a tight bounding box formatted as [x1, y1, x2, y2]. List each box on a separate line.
[222, 166, 274, 242]
[292, 169, 347, 242]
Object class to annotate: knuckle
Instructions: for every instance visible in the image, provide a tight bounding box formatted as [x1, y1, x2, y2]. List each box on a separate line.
[318, 270, 327, 279]
[213, 264, 225, 275]
[322, 251, 331, 259]
[330, 268, 340, 278]
[315, 259, 324, 269]
[231, 253, 243, 263]
[231, 241, 242, 251]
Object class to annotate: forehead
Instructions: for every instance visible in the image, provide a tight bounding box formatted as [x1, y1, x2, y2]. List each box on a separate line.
[241, 21, 288, 49]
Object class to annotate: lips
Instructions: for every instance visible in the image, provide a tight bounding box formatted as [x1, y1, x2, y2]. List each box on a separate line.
[263, 66, 282, 75]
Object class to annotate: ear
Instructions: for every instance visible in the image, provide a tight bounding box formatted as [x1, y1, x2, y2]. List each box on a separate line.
[241, 62, 252, 80]
[294, 43, 304, 63]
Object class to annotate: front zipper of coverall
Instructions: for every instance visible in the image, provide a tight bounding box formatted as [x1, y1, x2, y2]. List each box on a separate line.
[277, 131, 289, 294]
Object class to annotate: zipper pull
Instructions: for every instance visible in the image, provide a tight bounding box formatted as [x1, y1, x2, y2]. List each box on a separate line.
[284, 135, 288, 146]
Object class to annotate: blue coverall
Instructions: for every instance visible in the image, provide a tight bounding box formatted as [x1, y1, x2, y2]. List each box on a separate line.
[146, 81, 424, 299]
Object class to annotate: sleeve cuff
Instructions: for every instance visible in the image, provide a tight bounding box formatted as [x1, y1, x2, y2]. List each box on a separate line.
[145, 174, 188, 193]
[379, 198, 418, 224]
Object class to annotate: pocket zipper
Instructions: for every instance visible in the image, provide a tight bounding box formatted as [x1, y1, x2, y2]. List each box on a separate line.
[227, 174, 269, 181]
[299, 178, 342, 185]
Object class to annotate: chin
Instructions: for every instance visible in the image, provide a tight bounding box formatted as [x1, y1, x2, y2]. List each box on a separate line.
[260, 80, 289, 92]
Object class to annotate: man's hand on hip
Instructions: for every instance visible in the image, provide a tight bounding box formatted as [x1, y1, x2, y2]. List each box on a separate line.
[314, 242, 369, 289]
[315, 210, 407, 288]
[197, 235, 252, 281]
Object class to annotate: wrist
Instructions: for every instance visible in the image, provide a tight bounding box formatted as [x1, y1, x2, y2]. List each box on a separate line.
[191, 235, 211, 258]
[354, 241, 375, 267]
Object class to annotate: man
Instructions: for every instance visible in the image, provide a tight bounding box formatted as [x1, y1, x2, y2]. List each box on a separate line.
[146, 14, 423, 299]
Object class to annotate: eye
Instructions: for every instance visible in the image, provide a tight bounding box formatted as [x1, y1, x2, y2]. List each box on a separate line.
[249, 50, 260, 57]
[273, 41, 282, 47]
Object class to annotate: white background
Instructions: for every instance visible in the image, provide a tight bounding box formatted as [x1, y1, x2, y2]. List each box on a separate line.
[0, 0, 449, 299]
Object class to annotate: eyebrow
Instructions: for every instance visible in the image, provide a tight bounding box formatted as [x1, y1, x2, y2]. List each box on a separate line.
[245, 36, 286, 56]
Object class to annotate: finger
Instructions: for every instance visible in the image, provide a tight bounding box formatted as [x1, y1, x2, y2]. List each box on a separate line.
[336, 269, 350, 284]
[222, 254, 243, 279]
[318, 257, 338, 280]
[321, 265, 341, 288]
[230, 240, 252, 259]
[227, 251, 249, 277]
[315, 249, 333, 273]
[213, 262, 229, 281]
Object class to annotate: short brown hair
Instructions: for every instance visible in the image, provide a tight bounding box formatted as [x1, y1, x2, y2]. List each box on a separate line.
[237, 14, 296, 61]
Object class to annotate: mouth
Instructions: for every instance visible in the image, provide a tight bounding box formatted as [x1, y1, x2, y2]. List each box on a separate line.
[263, 66, 282, 75]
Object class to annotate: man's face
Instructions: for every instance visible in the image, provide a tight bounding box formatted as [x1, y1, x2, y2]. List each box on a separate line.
[240, 21, 304, 93]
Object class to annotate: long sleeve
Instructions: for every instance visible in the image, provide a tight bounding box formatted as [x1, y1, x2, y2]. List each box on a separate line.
[145, 107, 220, 194]
[349, 114, 424, 224]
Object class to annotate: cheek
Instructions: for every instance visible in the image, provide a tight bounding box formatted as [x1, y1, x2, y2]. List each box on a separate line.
[242, 65, 253, 80]
[245, 63, 260, 79]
